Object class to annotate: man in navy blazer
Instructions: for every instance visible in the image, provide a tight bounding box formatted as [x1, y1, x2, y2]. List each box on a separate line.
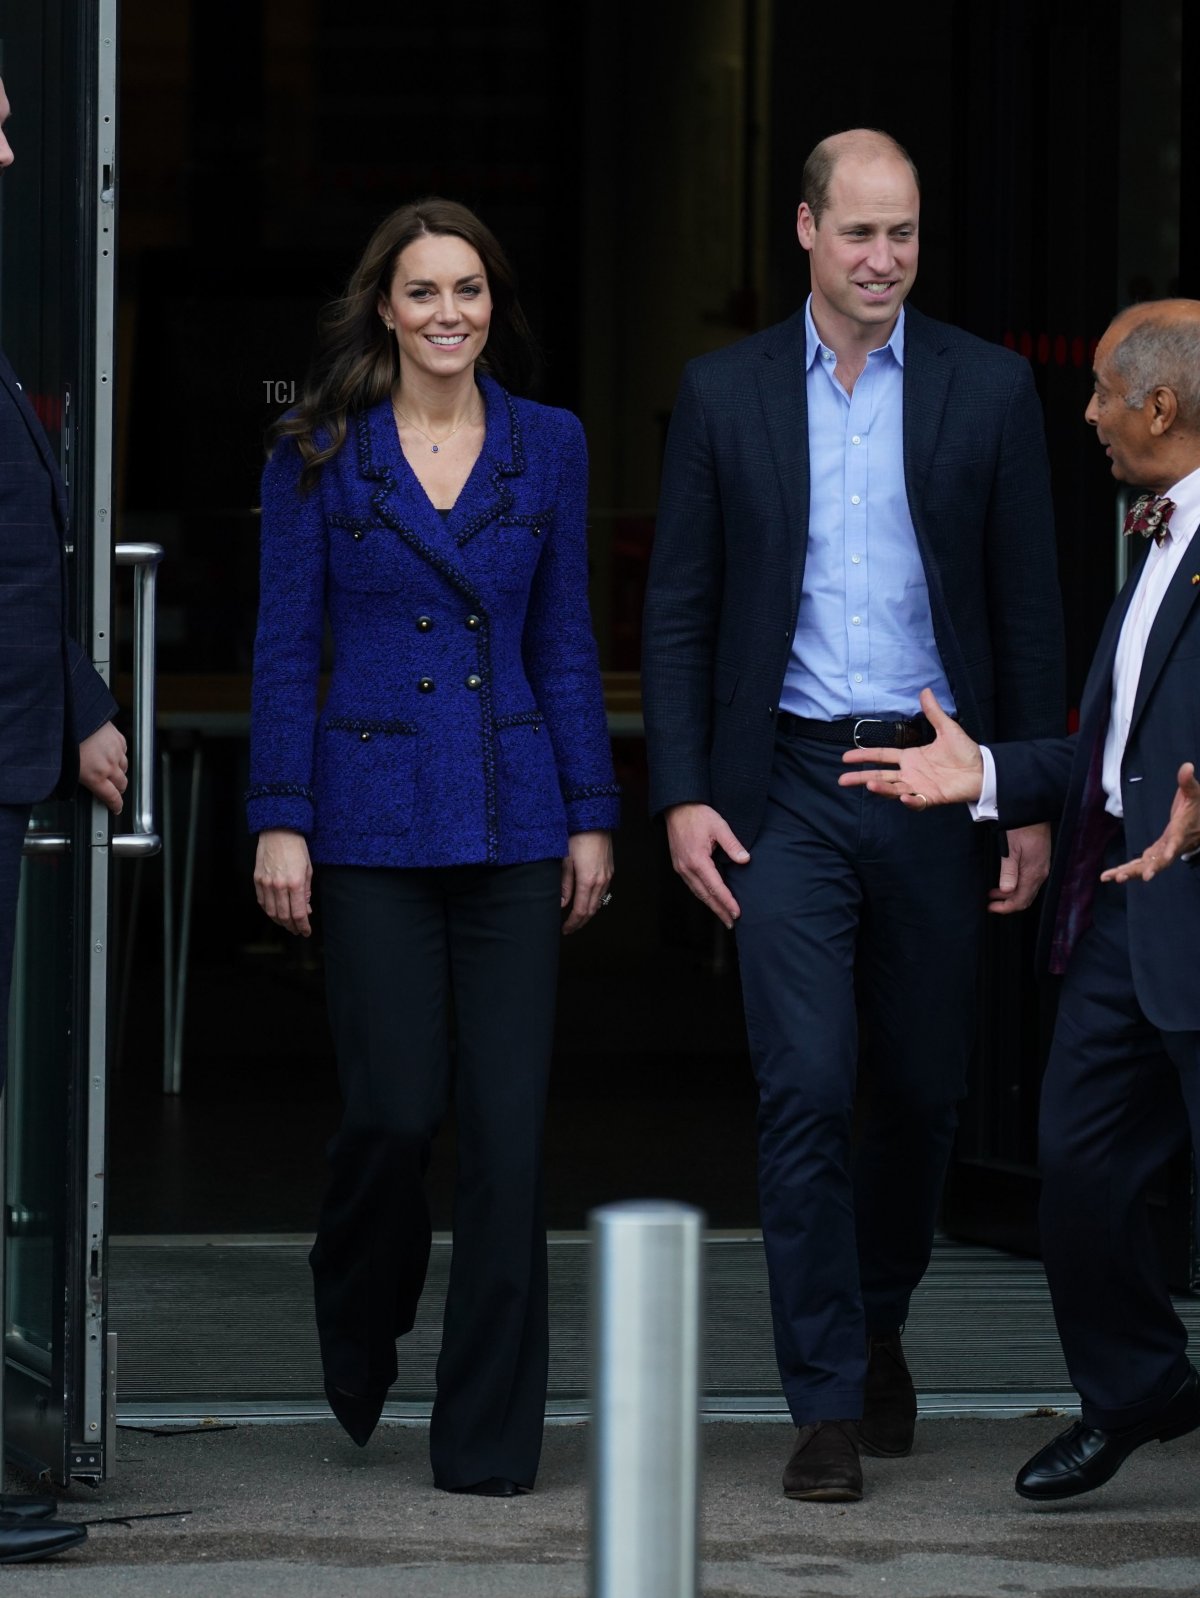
[842, 298, 1200, 1502]
[0, 75, 126, 1563]
[642, 128, 1064, 1501]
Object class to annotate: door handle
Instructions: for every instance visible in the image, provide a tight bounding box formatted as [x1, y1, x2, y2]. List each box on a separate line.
[111, 542, 163, 859]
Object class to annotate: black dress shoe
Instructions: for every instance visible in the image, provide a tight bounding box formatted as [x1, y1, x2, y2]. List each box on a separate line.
[444, 1478, 527, 1498]
[324, 1380, 387, 1448]
[0, 1515, 86, 1563]
[782, 1421, 862, 1502]
[0, 1494, 57, 1520]
[1016, 1366, 1200, 1501]
[859, 1330, 917, 1458]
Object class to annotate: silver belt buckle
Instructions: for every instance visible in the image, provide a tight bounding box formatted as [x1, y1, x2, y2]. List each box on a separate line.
[852, 718, 886, 748]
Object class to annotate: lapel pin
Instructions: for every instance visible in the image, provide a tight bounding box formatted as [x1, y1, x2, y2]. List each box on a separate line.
[1192, 575, 1200, 586]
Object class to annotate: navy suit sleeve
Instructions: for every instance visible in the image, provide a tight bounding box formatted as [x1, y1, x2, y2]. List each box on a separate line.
[521, 411, 620, 835]
[982, 360, 1065, 741]
[641, 361, 724, 817]
[993, 733, 1076, 829]
[246, 440, 328, 837]
[66, 637, 118, 742]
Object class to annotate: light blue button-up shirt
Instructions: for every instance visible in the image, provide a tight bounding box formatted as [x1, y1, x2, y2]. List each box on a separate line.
[780, 298, 954, 721]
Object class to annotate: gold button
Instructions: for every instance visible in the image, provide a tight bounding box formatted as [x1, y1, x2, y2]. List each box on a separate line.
[465, 614, 480, 630]
[360, 731, 370, 741]
[465, 675, 482, 691]
[417, 616, 433, 631]
[418, 677, 435, 693]
[352, 529, 364, 541]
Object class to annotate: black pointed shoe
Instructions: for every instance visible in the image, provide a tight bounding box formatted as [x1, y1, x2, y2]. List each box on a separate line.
[859, 1330, 917, 1458]
[0, 1515, 86, 1564]
[1015, 1365, 1200, 1501]
[444, 1478, 528, 1498]
[782, 1421, 863, 1502]
[324, 1381, 387, 1448]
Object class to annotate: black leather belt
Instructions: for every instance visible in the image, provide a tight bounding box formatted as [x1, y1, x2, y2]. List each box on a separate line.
[776, 711, 939, 749]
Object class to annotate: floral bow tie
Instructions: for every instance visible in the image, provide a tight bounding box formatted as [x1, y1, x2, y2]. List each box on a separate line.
[1122, 493, 1176, 546]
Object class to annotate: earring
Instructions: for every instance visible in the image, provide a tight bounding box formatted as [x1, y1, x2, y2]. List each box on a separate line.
[384, 320, 394, 332]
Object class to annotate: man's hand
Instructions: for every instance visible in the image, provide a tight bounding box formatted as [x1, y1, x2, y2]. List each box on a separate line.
[561, 830, 614, 934]
[1101, 762, 1200, 884]
[839, 689, 985, 807]
[78, 721, 128, 814]
[254, 828, 314, 937]
[665, 802, 749, 929]
[989, 822, 1050, 915]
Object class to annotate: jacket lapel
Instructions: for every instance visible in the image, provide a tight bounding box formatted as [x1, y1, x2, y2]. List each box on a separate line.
[900, 306, 952, 515]
[1128, 543, 1200, 736]
[753, 312, 810, 622]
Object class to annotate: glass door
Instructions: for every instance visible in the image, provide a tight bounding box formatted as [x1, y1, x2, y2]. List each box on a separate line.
[0, 0, 129, 1483]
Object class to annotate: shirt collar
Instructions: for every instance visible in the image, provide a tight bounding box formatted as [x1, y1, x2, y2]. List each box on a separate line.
[804, 294, 906, 372]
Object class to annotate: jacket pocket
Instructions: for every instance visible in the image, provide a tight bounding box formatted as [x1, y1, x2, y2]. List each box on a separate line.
[713, 662, 739, 706]
[317, 717, 417, 835]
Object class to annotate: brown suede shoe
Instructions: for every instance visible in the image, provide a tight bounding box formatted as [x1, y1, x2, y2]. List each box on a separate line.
[782, 1421, 863, 1502]
[858, 1330, 917, 1457]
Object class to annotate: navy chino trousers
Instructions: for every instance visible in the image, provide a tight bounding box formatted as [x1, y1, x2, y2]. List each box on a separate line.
[311, 857, 562, 1490]
[729, 731, 985, 1425]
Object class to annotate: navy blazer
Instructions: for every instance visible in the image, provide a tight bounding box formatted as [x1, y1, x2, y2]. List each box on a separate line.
[641, 304, 1065, 847]
[994, 538, 1200, 1032]
[247, 376, 619, 869]
[0, 348, 117, 804]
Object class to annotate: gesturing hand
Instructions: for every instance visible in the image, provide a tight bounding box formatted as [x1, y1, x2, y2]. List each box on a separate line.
[1100, 762, 1200, 884]
[838, 689, 985, 808]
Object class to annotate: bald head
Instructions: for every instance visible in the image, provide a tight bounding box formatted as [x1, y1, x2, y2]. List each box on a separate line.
[1107, 300, 1200, 430]
[801, 129, 920, 226]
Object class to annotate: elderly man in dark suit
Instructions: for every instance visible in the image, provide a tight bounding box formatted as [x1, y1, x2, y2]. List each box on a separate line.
[641, 128, 1065, 1502]
[0, 74, 126, 1563]
[842, 298, 1200, 1502]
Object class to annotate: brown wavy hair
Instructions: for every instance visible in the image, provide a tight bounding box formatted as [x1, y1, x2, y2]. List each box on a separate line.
[270, 197, 537, 489]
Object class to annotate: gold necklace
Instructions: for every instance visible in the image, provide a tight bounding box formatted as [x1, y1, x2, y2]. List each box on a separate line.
[391, 400, 479, 454]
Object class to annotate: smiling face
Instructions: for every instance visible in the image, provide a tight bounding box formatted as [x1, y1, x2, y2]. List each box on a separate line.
[796, 154, 918, 349]
[378, 232, 492, 387]
[1085, 324, 1160, 486]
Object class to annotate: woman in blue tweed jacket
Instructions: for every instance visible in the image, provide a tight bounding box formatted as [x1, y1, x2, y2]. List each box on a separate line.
[247, 198, 619, 1496]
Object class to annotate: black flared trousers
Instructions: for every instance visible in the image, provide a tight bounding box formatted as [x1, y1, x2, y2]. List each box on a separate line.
[311, 857, 562, 1489]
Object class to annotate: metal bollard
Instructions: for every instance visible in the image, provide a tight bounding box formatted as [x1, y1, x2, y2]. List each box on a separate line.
[589, 1200, 703, 1598]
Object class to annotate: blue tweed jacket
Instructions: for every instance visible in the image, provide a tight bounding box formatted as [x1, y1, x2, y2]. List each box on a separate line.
[246, 376, 619, 868]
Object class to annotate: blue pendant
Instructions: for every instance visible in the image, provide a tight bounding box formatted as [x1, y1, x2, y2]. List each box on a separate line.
[431, 444, 439, 453]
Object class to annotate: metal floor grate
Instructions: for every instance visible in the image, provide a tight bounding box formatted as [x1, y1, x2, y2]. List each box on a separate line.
[109, 1232, 1200, 1419]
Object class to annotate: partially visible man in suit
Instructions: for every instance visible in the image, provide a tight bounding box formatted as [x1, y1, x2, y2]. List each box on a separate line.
[641, 128, 1064, 1502]
[0, 73, 126, 1563]
[842, 298, 1200, 1502]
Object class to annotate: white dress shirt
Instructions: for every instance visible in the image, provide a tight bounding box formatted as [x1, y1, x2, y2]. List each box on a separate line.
[974, 463, 1200, 821]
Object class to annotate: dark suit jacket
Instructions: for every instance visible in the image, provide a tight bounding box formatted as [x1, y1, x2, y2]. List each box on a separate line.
[994, 537, 1200, 1032]
[0, 348, 117, 804]
[641, 304, 1065, 847]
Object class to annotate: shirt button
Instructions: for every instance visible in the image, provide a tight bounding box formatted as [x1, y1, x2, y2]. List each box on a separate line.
[418, 677, 435, 693]
[416, 616, 433, 631]
[851, 616, 861, 626]
[465, 615, 481, 630]
[823, 350, 834, 362]
[850, 494, 861, 505]
[465, 674, 482, 691]
[851, 554, 862, 564]
[854, 673, 863, 683]
[851, 435, 861, 445]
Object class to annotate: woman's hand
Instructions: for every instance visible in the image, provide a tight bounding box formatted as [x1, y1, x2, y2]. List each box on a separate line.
[560, 830, 614, 934]
[254, 829, 314, 937]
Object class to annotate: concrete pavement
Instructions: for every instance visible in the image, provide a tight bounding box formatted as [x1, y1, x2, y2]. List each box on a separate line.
[4, 1414, 1200, 1596]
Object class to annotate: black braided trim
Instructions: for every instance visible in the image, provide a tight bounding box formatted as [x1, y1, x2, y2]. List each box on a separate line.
[245, 782, 314, 803]
[562, 782, 622, 802]
[494, 711, 544, 730]
[326, 716, 417, 735]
